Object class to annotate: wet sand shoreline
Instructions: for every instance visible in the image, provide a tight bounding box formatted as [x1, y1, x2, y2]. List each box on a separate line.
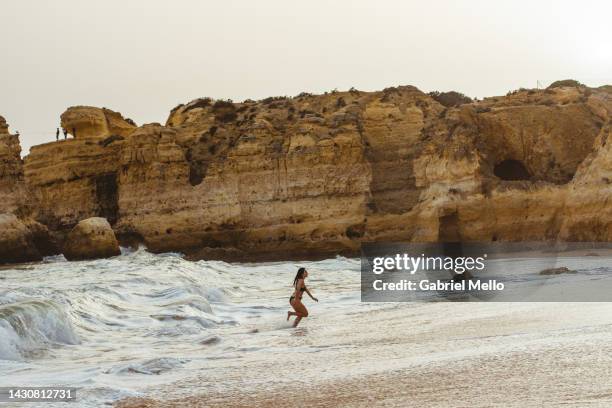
[115, 301, 612, 408]
[117, 340, 612, 408]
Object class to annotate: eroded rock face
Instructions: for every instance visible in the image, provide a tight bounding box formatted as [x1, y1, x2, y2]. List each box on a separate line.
[560, 120, 612, 241]
[25, 137, 122, 230]
[62, 217, 120, 261]
[0, 117, 27, 215]
[60, 106, 136, 139]
[0, 214, 41, 263]
[10, 83, 612, 261]
[0, 117, 60, 264]
[0, 115, 9, 135]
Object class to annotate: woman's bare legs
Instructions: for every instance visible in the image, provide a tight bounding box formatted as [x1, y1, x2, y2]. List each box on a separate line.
[288, 297, 298, 321]
[290, 299, 308, 327]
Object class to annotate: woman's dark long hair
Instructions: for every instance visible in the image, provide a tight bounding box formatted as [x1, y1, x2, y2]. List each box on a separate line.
[293, 267, 306, 288]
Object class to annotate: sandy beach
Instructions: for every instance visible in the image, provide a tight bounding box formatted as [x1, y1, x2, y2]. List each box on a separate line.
[116, 299, 612, 408]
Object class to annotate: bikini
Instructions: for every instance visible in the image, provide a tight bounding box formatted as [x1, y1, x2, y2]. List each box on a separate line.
[289, 286, 306, 303]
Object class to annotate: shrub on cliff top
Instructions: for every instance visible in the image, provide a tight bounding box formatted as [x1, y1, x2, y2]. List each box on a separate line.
[169, 103, 184, 115]
[506, 88, 534, 96]
[212, 100, 237, 123]
[184, 98, 212, 112]
[380, 86, 401, 102]
[296, 92, 312, 98]
[547, 79, 584, 89]
[261, 96, 288, 105]
[428, 91, 473, 107]
[212, 100, 234, 109]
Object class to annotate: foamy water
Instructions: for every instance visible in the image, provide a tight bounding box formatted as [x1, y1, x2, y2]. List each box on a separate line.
[2, 248, 612, 407]
[0, 248, 363, 406]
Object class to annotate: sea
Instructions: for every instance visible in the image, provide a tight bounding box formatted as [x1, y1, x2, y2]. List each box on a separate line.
[2, 247, 612, 407]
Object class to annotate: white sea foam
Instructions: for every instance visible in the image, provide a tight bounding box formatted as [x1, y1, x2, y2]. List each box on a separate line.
[1, 248, 611, 406]
[108, 357, 188, 375]
[0, 299, 79, 360]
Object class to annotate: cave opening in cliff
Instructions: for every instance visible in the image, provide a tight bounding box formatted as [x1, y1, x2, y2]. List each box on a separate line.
[95, 173, 119, 224]
[438, 212, 461, 242]
[189, 163, 205, 186]
[493, 159, 531, 181]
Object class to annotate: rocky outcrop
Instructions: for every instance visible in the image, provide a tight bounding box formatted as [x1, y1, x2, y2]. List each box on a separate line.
[0, 214, 41, 263]
[0, 117, 59, 264]
[25, 137, 122, 230]
[0, 116, 27, 215]
[539, 267, 575, 275]
[0, 115, 8, 134]
[4, 82, 611, 262]
[0, 214, 57, 264]
[22, 107, 135, 233]
[60, 106, 136, 139]
[62, 217, 120, 261]
[136, 85, 611, 257]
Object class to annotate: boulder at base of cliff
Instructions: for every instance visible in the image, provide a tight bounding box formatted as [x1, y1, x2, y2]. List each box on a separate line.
[63, 217, 121, 261]
[0, 214, 43, 264]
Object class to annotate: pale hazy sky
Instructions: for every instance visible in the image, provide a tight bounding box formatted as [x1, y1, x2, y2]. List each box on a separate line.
[1, 0, 611, 154]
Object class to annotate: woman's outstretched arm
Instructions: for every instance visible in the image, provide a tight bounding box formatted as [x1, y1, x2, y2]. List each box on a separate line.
[305, 287, 318, 302]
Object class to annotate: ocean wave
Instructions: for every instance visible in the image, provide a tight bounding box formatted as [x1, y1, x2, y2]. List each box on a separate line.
[0, 247, 365, 405]
[0, 299, 79, 360]
[145, 285, 226, 306]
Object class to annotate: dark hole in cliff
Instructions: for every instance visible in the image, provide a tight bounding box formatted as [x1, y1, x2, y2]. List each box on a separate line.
[117, 231, 145, 249]
[98, 134, 125, 147]
[189, 163, 205, 186]
[30, 228, 60, 257]
[438, 212, 461, 242]
[346, 223, 366, 239]
[494, 159, 531, 181]
[95, 173, 119, 224]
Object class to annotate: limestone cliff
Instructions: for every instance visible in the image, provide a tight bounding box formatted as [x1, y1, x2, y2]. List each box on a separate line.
[0, 115, 26, 215]
[25, 137, 122, 230]
[10, 83, 612, 261]
[60, 106, 136, 139]
[0, 116, 58, 264]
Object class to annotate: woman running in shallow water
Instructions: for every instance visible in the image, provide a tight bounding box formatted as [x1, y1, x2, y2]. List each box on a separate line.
[287, 267, 318, 327]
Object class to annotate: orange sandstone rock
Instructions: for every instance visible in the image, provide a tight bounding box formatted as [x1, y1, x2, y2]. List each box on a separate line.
[60, 106, 136, 139]
[62, 217, 120, 261]
[0, 83, 608, 262]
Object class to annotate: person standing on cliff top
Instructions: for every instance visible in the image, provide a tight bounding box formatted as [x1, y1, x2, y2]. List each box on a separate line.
[56, 128, 59, 141]
[63, 128, 67, 139]
[287, 267, 318, 327]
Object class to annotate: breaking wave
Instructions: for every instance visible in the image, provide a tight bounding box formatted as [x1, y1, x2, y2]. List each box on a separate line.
[0, 298, 79, 360]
